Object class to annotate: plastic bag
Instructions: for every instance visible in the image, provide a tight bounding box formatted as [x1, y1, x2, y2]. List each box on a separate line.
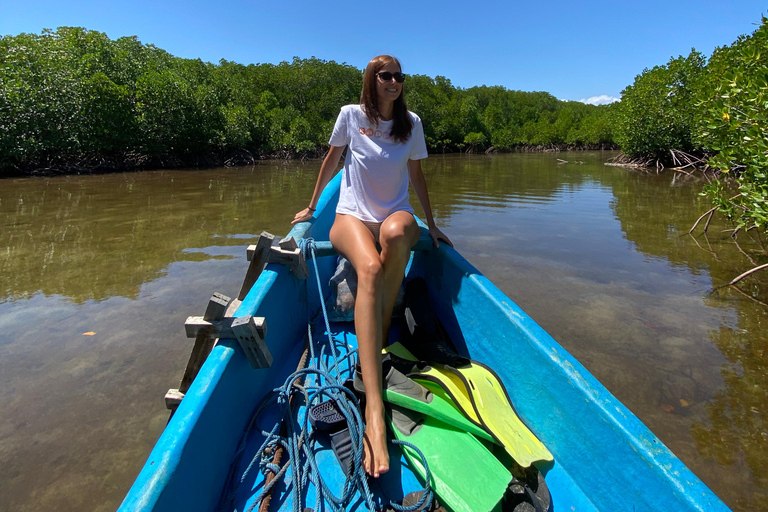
[328, 257, 357, 322]
[327, 257, 405, 322]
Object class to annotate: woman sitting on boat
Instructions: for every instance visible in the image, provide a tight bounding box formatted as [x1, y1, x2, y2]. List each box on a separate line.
[292, 54, 451, 478]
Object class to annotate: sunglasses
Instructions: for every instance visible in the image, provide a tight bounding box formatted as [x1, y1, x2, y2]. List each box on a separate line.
[376, 71, 406, 83]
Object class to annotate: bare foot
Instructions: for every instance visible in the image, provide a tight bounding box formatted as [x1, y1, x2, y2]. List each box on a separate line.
[363, 409, 389, 478]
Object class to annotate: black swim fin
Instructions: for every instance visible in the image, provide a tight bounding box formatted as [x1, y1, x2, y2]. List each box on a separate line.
[308, 398, 354, 475]
[401, 278, 469, 367]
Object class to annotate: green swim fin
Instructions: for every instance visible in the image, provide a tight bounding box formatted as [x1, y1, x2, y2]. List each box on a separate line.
[386, 342, 553, 468]
[387, 404, 511, 512]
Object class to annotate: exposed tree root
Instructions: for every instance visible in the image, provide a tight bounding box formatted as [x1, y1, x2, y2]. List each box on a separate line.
[688, 194, 742, 235]
[689, 217, 768, 302]
[604, 152, 657, 169]
[689, 208, 717, 235]
[606, 150, 715, 177]
[668, 149, 708, 172]
[708, 261, 768, 298]
[727, 263, 768, 286]
[224, 149, 256, 167]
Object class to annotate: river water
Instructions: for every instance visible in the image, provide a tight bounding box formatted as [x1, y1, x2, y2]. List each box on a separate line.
[0, 152, 766, 511]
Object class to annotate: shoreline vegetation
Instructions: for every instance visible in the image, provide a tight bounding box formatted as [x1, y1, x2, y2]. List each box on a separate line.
[0, 27, 615, 178]
[612, 14, 768, 239]
[609, 13, 768, 290]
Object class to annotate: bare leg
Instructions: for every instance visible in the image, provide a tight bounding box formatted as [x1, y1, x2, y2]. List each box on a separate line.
[329, 214, 389, 477]
[378, 211, 420, 341]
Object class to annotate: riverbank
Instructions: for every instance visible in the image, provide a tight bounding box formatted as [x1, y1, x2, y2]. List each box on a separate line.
[0, 148, 262, 178]
[1, 144, 620, 178]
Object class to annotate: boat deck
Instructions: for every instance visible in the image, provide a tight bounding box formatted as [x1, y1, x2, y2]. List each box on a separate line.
[222, 314, 601, 512]
[225, 320, 430, 512]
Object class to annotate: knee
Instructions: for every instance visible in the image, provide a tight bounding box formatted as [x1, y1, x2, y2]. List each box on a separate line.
[356, 258, 383, 285]
[380, 223, 410, 251]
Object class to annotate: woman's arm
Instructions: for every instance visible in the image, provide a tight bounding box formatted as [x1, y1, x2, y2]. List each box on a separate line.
[292, 145, 345, 224]
[408, 159, 452, 248]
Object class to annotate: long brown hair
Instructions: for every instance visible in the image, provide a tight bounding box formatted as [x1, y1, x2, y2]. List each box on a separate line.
[360, 55, 413, 143]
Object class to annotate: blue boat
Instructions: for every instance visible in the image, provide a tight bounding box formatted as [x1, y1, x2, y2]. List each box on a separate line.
[120, 172, 730, 512]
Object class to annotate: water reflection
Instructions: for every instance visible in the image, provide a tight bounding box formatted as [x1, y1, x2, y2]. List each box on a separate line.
[0, 153, 766, 512]
[605, 166, 768, 511]
[0, 164, 320, 303]
[693, 298, 768, 511]
[0, 163, 321, 512]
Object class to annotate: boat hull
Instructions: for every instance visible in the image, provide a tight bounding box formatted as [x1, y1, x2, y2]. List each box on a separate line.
[120, 172, 730, 511]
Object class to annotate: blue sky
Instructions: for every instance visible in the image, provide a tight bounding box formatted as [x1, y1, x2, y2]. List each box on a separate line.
[2, 1, 765, 104]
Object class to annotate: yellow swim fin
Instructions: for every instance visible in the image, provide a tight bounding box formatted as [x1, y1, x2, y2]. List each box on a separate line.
[385, 342, 553, 468]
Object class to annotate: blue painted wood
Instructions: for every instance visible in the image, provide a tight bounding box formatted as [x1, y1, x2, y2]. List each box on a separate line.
[120, 171, 731, 512]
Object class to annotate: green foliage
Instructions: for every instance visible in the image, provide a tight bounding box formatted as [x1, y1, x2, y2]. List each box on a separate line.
[612, 50, 706, 159]
[0, 28, 363, 172]
[404, 79, 614, 152]
[698, 16, 768, 231]
[610, 13, 768, 233]
[0, 27, 614, 174]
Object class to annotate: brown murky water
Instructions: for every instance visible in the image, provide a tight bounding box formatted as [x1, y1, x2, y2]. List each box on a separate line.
[1, 153, 766, 511]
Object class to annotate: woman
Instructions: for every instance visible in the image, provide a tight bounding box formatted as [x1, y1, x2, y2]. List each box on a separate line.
[292, 55, 451, 478]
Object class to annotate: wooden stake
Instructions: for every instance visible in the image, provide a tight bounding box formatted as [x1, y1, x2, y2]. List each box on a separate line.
[239, 233, 274, 300]
[231, 315, 272, 369]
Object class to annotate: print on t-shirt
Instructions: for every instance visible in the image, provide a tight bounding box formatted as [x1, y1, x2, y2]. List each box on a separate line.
[359, 126, 391, 139]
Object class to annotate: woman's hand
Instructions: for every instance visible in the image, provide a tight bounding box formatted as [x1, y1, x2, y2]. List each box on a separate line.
[429, 225, 453, 248]
[291, 207, 315, 225]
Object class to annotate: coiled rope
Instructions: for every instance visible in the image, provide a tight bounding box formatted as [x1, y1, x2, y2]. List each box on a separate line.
[219, 237, 433, 512]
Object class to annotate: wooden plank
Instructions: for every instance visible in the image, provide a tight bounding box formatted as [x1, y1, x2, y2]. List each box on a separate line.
[176, 334, 212, 396]
[278, 236, 298, 251]
[184, 316, 236, 340]
[291, 254, 310, 280]
[164, 389, 185, 409]
[267, 246, 300, 265]
[247, 236, 283, 261]
[224, 298, 241, 317]
[268, 244, 309, 280]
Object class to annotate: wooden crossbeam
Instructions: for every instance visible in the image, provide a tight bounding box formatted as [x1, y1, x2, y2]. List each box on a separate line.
[166, 292, 272, 412]
[166, 293, 234, 411]
[184, 315, 236, 339]
[247, 230, 435, 261]
[241, 233, 309, 293]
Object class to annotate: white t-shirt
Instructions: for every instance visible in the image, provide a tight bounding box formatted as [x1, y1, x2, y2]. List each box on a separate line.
[329, 104, 428, 223]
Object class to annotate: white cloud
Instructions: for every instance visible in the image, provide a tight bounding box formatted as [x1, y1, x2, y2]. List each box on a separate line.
[580, 95, 620, 106]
